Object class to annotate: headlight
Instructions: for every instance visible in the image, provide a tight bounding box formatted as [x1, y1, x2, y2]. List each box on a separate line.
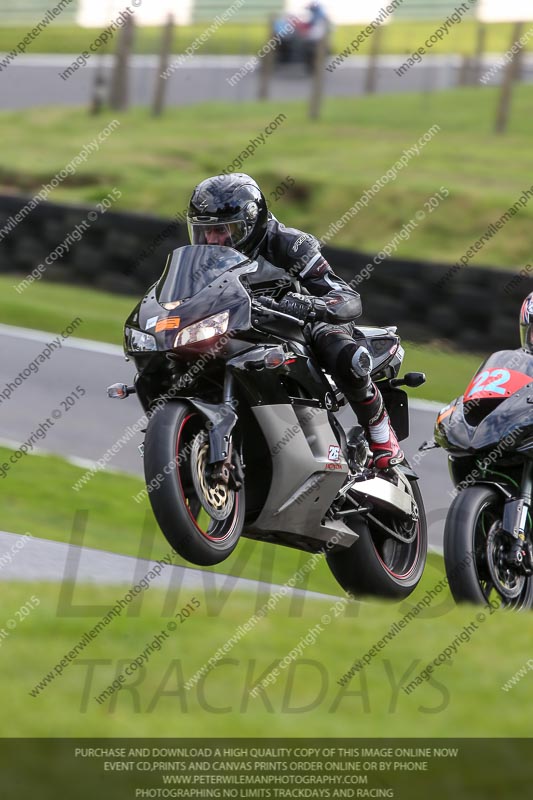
[368, 337, 397, 358]
[174, 311, 229, 347]
[125, 328, 157, 353]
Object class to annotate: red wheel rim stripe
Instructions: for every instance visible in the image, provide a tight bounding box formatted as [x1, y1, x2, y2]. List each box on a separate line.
[373, 520, 421, 580]
[175, 413, 238, 543]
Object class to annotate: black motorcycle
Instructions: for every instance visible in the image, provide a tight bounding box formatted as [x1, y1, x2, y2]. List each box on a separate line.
[434, 347, 533, 609]
[109, 244, 427, 599]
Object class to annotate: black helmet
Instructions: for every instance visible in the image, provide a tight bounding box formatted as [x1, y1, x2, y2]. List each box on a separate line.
[187, 173, 268, 257]
[520, 292, 533, 354]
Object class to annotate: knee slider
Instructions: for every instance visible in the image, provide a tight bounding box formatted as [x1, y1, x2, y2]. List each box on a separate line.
[335, 341, 371, 383]
[351, 346, 373, 378]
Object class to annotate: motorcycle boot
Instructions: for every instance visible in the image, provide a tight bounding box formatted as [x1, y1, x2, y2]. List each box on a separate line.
[308, 324, 403, 469]
[356, 383, 404, 470]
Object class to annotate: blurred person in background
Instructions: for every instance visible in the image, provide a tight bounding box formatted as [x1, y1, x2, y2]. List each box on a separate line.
[274, 2, 331, 69]
[302, 2, 332, 69]
[274, 11, 307, 65]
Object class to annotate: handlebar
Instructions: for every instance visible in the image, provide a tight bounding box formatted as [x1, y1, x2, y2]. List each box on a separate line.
[255, 296, 278, 312]
[251, 297, 306, 327]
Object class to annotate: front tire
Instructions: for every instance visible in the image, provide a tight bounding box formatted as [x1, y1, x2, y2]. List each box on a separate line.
[327, 470, 427, 599]
[444, 485, 533, 609]
[144, 402, 244, 566]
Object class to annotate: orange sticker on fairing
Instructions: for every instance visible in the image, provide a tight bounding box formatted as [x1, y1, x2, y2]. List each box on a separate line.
[437, 403, 456, 425]
[464, 368, 532, 402]
[155, 317, 181, 332]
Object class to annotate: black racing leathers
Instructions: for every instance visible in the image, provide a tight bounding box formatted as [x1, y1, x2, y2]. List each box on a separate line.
[258, 214, 361, 323]
[256, 214, 373, 406]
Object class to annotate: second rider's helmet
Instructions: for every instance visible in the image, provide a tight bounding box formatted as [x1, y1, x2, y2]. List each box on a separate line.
[187, 173, 268, 258]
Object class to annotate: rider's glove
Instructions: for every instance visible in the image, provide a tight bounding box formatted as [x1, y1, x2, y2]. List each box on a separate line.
[278, 293, 328, 323]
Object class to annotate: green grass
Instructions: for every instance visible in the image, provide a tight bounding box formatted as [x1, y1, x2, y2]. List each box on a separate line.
[403, 341, 482, 407]
[0, 275, 132, 344]
[337, 19, 533, 58]
[3, 574, 533, 738]
[0, 21, 529, 57]
[0, 381, 529, 741]
[0, 438, 464, 598]
[2, 88, 533, 269]
[0, 444, 345, 598]
[0, 275, 483, 404]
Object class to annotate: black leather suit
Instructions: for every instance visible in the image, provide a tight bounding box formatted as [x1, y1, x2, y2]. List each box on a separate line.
[254, 214, 374, 408]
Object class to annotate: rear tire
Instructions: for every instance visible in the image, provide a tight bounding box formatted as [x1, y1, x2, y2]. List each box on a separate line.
[144, 402, 244, 566]
[444, 485, 533, 609]
[327, 471, 427, 599]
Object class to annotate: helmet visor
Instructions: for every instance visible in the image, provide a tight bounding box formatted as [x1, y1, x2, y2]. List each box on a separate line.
[188, 220, 248, 249]
[521, 324, 533, 354]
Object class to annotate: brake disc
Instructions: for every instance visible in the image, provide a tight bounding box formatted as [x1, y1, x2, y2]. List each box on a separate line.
[190, 432, 234, 521]
[486, 521, 525, 600]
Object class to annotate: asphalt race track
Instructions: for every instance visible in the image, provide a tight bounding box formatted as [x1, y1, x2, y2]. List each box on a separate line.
[0, 530, 341, 605]
[2, 54, 532, 110]
[0, 323, 452, 589]
[0, 54, 469, 110]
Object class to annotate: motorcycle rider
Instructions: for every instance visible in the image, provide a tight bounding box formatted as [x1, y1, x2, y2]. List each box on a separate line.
[520, 292, 533, 354]
[186, 173, 403, 469]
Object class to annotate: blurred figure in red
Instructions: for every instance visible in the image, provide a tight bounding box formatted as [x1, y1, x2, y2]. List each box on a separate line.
[274, 3, 331, 70]
[274, 12, 306, 65]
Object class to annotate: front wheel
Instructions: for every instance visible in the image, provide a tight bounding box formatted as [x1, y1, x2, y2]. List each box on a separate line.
[326, 469, 427, 599]
[143, 402, 244, 566]
[444, 485, 533, 610]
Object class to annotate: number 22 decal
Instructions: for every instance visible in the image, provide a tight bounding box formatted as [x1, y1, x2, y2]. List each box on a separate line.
[466, 369, 510, 399]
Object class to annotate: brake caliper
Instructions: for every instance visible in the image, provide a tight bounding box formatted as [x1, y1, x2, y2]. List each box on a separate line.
[210, 443, 244, 491]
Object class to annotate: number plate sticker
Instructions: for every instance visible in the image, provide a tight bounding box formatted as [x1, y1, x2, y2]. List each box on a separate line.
[328, 444, 341, 462]
[464, 368, 532, 401]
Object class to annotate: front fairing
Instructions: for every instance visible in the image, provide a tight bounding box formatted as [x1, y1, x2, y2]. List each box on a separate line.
[435, 349, 533, 453]
[125, 246, 259, 355]
[137, 268, 253, 351]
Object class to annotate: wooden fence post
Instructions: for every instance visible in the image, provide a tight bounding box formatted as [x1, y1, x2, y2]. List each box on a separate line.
[152, 14, 175, 117]
[89, 62, 107, 115]
[109, 11, 136, 111]
[365, 24, 383, 94]
[309, 34, 328, 120]
[472, 21, 486, 84]
[495, 21, 525, 134]
[258, 16, 276, 100]
[457, 55, 471, 86]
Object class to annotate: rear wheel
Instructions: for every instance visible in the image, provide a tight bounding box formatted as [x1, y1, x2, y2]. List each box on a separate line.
[444, 485, 533, 609]
[327, 468, 427, 599]
[144, 402, 244, 566]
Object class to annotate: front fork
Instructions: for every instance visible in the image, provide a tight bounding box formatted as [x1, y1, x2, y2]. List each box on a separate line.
[503, 460, 533, 571]
[186, 371, 243, 490]
[108, 374, 243, 487]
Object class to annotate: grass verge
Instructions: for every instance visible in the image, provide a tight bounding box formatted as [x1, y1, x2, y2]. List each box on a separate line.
[0, 444, 344, 598]
[3, 575, 532, 737]
[1, 88, 533, 267]
[0, 21, 530, 57]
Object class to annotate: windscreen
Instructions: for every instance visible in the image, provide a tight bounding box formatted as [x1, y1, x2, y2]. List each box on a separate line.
[156, 245, 249, 304]
[482, 349, 533, 379]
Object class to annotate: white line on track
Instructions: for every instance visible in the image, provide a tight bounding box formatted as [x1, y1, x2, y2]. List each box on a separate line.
[0, 322, 124, 355]
[0, 323, 445, 410]
[0, 530, 342, 597]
